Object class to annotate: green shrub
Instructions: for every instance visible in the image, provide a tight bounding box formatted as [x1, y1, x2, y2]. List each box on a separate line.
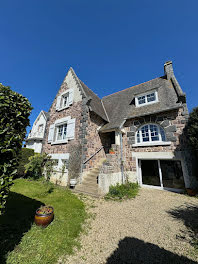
[16, 148, 34, 178]
[187, 106, 198, 150]
[0, 84, 32, 215]
[105, 182, 139, 201]
[25, 153, 54, 180]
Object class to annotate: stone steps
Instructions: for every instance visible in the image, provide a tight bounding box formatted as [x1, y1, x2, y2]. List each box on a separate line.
[74, 158, 105, 197]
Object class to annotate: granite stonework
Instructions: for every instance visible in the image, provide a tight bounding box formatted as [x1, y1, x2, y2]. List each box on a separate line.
[29, 62, 197, 193]
[82, 112, 106, 172]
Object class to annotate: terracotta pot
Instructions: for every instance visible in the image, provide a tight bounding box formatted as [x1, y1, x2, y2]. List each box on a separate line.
[34, 206, 54, 227]
[186, 188, 197, 196]
[109, 151, 115, 154]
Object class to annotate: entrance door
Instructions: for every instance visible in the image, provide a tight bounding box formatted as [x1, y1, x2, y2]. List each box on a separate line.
[140, 159, 185, 190]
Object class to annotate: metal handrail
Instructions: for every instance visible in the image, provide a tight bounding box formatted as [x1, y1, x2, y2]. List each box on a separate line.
[83, 146, 104, 164]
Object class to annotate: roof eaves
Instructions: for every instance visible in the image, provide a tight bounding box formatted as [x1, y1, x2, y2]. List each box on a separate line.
[127, 105, 183, 120]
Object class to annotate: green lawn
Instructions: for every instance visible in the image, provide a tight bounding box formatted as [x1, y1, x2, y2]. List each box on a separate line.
[0, 179, 87, 264]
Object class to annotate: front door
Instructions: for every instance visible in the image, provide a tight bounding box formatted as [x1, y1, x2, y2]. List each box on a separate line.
[140, 159, 185, 190]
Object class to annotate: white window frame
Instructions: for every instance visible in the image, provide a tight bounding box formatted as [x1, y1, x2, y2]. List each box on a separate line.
[49, 116, 76, 145]
[56, 89, 73, 111]
[135, 90, 158, 107]
[133, 123, 171, 147]
[56, 123, 67, 142]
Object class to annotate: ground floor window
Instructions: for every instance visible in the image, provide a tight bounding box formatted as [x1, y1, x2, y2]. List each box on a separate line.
[140, 159, 185, 189]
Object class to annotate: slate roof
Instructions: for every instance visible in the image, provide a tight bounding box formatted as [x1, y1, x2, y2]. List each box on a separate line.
[79, 80, 109, 122]
[100, 76, 184, 132]
[43, 111, 49, 120]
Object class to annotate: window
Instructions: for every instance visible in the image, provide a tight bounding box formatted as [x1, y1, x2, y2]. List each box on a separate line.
[56, 124, 67, 141]
[51, 159, 59, 169]
[48, 117, 75, 144]
[136, 124, 166, 144]
[38, 124, 43, 133]
[135, 90, 158, 107]
[61, 92, 69, 108]
[56, 89, 73, 111]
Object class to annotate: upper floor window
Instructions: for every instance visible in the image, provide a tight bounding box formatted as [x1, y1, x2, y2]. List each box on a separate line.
[136, 124, 166, 144]
[56, 124, 67, 141]
[56, 89, 73, 111]
[135, 90, 158, 107]
[48, 116, 75, 145]
[38, 124, 44, 133]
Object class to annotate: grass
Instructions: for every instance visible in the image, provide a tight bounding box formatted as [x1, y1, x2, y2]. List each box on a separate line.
[0, 179, 87, 264]
[105, 182, 139, 201]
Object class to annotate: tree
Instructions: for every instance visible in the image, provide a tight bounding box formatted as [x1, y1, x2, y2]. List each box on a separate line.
[0, 84, 32, 215]
[187, 106, 198, 150]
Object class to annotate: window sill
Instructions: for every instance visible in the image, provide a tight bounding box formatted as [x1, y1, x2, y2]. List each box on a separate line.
[56, 105, 70, 111]
[136, 100, 158, 107]
[132, 141, 171, 147]
[51, 140, 68, 145]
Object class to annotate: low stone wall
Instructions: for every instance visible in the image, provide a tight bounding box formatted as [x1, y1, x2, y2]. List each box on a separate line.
[98, 171, 138, 194]
[48, 169, 69, 186]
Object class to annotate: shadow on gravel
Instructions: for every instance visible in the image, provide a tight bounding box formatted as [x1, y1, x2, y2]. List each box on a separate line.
[167, 203, 198, 237]
[0, 192, 44, 264]
[106, 237, 197, 264]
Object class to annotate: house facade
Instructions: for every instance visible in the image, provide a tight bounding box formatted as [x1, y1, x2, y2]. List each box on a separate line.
[26, 61, 197, 194]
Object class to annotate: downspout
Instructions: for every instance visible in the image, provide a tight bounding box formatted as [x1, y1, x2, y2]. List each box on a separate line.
[119, 119, 126, 184]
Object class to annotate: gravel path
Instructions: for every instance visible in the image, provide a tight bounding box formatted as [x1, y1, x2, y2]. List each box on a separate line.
[62, 188, 198, 264]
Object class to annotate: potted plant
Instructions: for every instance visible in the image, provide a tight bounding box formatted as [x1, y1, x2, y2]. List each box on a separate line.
[109, 148, 115, 154]
[34, 205, 54, 227]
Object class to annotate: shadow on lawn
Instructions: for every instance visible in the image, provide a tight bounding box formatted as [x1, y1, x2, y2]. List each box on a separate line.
[167, 203, 198, 244]
[106, 237, 198, 264]
[0, 191, 44, 264]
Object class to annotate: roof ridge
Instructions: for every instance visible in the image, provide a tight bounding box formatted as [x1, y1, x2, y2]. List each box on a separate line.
[102, 76, 165, 99]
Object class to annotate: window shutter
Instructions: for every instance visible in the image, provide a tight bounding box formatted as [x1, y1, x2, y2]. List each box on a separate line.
[48, 124, 55, 143]
[66, 118, 75, 140]
[56, 96, 61, 110]
[68, 89, 73, 105]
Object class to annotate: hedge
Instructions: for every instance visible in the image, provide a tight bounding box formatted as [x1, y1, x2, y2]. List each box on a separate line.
[0, 84, 32, 215]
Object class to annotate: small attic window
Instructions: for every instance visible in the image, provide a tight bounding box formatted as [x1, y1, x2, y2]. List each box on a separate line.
[135, 90, 158, 107]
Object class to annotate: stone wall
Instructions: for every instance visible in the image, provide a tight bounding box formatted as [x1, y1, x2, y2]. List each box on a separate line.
[82, 112, 106, 172]
[123, 108, 188, 172]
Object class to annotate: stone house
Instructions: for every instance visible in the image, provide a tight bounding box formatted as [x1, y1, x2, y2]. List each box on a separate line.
[26, 61, 197, 195]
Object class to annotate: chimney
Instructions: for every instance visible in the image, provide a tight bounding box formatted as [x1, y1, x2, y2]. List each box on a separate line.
[164, 61, 173, 80]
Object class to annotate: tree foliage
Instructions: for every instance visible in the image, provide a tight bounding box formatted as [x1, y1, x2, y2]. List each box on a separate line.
[16, 148, 34, 178]
[0, 84, 32, 215]
[187, 107, 198, 150]
[25, 153, 54, 181]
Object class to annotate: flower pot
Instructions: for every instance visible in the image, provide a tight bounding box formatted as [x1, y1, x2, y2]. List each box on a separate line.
[186, 188, 197, 196]
[70, 179, 77, 187]
[34, 206, 54, 228]
[109, 151, 115, 154]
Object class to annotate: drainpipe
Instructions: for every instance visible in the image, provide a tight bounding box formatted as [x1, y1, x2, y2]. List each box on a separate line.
[119, 119, 126, 184]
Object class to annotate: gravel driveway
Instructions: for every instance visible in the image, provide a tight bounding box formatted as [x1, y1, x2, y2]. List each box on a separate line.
[62, 188, 198, 264]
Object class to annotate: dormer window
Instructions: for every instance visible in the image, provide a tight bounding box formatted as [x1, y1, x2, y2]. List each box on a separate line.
[135, 90, 158, 107]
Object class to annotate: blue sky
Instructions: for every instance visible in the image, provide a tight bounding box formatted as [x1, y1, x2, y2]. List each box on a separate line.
[0, 0, 198, 131]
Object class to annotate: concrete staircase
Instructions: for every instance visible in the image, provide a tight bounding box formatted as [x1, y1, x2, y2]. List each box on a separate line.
[74, 159, 105, 197]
